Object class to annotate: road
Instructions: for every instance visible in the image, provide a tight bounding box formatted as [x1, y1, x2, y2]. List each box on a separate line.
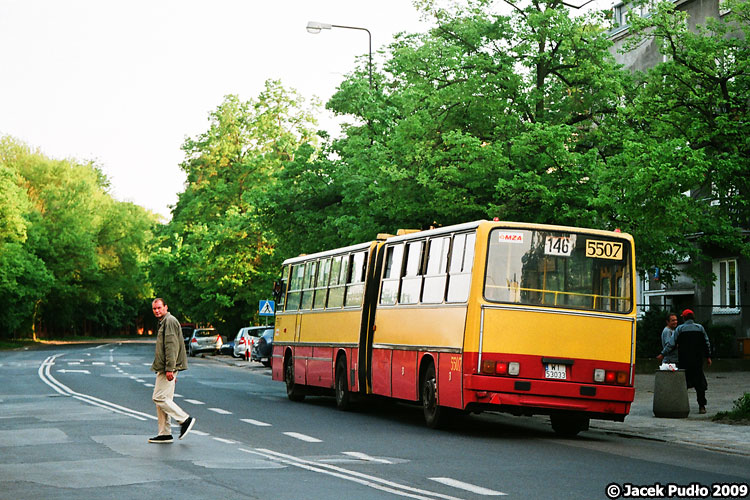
[1, 342, 748, 500]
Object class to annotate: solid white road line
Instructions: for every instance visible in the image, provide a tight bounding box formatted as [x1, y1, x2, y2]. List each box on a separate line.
[342, 451, 393, 464]
[242, 448, 462, 500]
[38, 355, 154, 422]
[240, 418, 272, 427]
[429, 478, 507, 496]
[208, 407, 232, 415]
[283, 432, 322, 443]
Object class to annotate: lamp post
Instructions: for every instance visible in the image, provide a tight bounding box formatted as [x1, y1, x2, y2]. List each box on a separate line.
[306, 21, 372, 89]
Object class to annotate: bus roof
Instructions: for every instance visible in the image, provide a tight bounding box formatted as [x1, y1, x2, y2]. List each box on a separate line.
[281, 241, 375, 266]
[384, 220, 633, 244]
[280, 220, 633, 266]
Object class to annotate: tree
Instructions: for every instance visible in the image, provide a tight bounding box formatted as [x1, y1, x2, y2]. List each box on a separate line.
[151, 80, 320, 334]
[0, 136, 156, 338]
[600, 0, 750, 282]
[263, 0, 628, 255]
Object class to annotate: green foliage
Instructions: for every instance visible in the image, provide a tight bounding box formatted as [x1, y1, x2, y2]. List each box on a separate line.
[613, 0, 750, 283]
[151, 80, 320, 335]
[713, 393, 750, 423]
[0, 137, 157, 338]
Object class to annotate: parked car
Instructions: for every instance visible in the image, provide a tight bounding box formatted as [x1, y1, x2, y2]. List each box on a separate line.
[187, 328, 221, 357]
[233, 326, 270, 360]
[181, 324, 196, 350]
[218, 337, 234, 356]
[250, 328, 274, 367]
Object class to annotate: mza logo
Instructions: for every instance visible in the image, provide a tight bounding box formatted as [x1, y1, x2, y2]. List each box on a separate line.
[497, 231, 524, 243]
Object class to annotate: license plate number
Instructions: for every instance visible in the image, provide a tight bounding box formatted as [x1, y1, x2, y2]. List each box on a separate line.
[545, 364, 567, 380]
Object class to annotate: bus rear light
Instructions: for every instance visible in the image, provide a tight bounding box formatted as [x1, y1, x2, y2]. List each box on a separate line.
[481, 360, 496, 374]
[594, 369, 629, 385]
[481, 360, 519, 376]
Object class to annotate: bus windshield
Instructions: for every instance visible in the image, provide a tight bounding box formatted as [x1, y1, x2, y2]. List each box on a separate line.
[484, 228, 632, 313]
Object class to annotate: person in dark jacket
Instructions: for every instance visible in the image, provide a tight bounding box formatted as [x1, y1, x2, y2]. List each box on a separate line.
[149, 298, 196, 443]
[657, 309, 712, 413]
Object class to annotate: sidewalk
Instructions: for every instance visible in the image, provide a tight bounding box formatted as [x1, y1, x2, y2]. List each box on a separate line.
[590, 370, 750, 455]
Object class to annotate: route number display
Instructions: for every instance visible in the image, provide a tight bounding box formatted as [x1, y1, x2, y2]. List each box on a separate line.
[545, 236, 573, 257]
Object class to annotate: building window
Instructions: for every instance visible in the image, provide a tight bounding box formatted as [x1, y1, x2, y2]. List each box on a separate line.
[713, 259, 740, 314]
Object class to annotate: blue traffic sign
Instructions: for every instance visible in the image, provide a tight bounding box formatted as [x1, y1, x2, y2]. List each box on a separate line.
[259, 300, 275, 316]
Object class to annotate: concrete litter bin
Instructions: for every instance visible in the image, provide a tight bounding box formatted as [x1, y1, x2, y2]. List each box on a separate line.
[653, 369, 690, 418]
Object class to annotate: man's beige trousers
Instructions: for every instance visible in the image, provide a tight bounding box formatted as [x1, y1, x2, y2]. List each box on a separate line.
[152, 372, 189, 436]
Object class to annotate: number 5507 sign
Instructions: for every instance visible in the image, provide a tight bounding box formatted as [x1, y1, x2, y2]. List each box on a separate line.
[585, 239, 623, 260]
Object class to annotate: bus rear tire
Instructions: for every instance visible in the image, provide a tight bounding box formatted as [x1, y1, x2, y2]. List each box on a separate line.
[422, 363, 443, 428]
[285, 356, 305, 402]
[550, 414, 589, 437]
[335, 358, 351, 411]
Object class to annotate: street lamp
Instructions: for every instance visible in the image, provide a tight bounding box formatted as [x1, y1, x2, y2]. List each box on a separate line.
[306, 21, 372, 89]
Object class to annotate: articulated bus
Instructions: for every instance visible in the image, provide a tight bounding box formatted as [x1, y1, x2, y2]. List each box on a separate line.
[271, 220, 636, 435]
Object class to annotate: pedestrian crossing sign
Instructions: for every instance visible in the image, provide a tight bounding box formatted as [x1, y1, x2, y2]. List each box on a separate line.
[259, 300, 275, 316]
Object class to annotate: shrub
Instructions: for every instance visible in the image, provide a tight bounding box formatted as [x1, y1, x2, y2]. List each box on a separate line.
[713, 393, 750, 423]
[636, 307, 668, 359]
[704, 323, 737, 358]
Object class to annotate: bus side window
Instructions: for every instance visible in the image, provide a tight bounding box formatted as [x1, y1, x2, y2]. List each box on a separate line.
[277, 265, 289, 311]
[345, 251, 367, 307]
[447, 232, 475, 303]
[422, 236, 450, 303]
[313, 258, 332, 309]
[380, 244, 404, 305]
[300, 261, 317, 310]
[328, 255, 347, 308]
[286, 264, 305, 311]
[400, 240, 425, 304]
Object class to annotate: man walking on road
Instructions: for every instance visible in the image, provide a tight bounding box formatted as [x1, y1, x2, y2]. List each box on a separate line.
[149, 298, 195, 443]
[658, 309, 712, 414]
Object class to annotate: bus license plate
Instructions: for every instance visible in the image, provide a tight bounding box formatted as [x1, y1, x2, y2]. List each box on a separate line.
[545, 364, 567, 380]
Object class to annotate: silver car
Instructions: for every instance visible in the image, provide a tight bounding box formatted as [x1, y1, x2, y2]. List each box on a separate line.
[187, 328, 221, 356]
[233, 326, 270, 360]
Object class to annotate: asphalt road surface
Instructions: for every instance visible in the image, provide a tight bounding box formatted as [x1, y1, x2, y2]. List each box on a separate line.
[1, 342, 748, 500]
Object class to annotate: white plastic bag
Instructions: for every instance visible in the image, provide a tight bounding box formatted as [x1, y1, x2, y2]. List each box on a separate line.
[659, 363, 678, 371]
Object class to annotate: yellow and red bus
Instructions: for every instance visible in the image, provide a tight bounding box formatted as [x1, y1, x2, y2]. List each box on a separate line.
[272, 220, 636, 435]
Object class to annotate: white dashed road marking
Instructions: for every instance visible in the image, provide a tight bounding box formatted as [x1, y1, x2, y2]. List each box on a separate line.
[241, 418, 272, 427]
[283, 432, 322, 443]
[208, 407, 232, 415]
[184, 399, 205, 405]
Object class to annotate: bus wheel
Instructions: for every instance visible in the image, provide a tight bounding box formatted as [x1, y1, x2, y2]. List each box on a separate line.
[422, 363, 443, 428]
[285, 356, 305, 402]
[550, 414, 589, 437]
[335, 358, 351, 411]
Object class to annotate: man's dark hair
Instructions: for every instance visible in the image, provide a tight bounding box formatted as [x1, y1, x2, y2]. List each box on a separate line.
[153, 298, 166, 306]
[666, 312, 677, 323]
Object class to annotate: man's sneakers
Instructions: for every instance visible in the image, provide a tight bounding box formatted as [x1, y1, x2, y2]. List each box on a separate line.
[179, 416, 196, 440]
[699, 406, 707, 414]
[148, 417, 195, 443]
[148, 435, 173, 444]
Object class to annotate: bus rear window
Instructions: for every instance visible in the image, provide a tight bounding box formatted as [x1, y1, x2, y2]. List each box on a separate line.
[484, 229, 632, 313]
